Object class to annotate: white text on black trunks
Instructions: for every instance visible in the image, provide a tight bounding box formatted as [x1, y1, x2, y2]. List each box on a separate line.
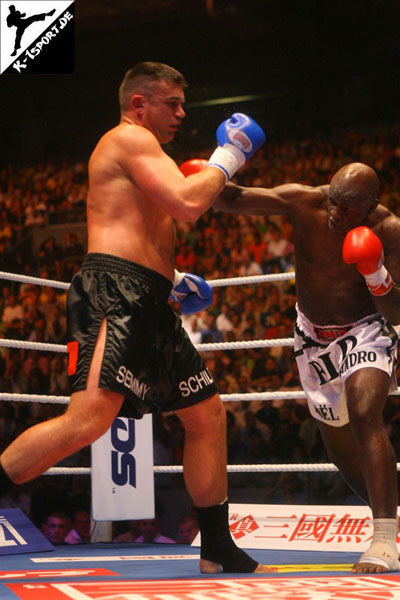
[116, 366, 150, 400]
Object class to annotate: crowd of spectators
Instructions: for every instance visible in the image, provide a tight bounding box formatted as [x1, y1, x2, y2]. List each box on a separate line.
[1, 118, 400, 539]
[0, 160, 87, 248]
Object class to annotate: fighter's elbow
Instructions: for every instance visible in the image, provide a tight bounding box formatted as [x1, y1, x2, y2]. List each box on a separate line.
[178, 195, 210, 222]
[179, 206, 203, 223]
[169, 202, 201, 223]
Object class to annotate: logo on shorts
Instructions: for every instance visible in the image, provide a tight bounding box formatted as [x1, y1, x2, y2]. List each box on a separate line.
[179, 368, 214, 397]
[1, 1, 74, 74]
[313, 404, 339, 421]
[314, 325, 352, 341]
[116, 366, 151, 400]
[309, 335, 377, 385]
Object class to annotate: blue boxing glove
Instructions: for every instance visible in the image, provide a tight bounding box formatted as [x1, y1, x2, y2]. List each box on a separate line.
[169, 270, 213, 315]
[207, 113, 266, 181]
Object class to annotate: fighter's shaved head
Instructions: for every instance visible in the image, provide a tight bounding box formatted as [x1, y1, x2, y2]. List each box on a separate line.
[330, 163, 379, 204]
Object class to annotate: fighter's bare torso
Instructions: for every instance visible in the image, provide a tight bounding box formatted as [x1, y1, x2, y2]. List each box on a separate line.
[86, 122, 176, 281]
[291, 187, 396, 324]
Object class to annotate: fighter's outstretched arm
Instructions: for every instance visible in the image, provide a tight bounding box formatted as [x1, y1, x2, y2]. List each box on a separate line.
[214, 181, 324, 217]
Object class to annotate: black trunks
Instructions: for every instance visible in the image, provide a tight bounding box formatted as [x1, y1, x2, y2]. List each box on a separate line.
[66, 253, 218, 419]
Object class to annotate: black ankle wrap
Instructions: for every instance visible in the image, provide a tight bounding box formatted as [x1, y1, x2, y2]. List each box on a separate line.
[195, 501, 258, 573]
[0, 460, 14, 495]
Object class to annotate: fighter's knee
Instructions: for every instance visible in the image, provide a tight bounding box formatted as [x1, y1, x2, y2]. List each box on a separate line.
[77, 419, 106, 446]
[348, 396, 383, 435]
[62, 411, 111, 448]
[178, 394, 226, 434]
[204, 395, 226, 428]
[64, 388, 123, 448]
[348, 397, 379, 426]
[346, 374, 388, 426]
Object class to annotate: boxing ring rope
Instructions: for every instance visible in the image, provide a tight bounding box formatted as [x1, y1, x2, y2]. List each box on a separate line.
[44, 463, 344, 476]
[0, 337, 294, 353]
[1, 388, 400, 406]
[1, 268, 399, 480]
[0, 269, 294, 290]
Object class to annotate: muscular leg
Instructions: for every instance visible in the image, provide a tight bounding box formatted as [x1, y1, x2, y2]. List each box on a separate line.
[345, 368, 397, 520]
[176, 394, 227, 507]
[1, 319, 124, 483]
[176, 395, 273, 573]
[316, 369, 398, 574]
[345, 368, 398, 573]
[316, 420, 369, 504]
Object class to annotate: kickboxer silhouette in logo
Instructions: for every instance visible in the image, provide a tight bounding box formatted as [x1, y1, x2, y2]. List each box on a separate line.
[7, 4, 56, 56]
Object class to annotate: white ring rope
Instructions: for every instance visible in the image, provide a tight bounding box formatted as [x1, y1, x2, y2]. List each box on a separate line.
[46, 464, 340, 475]
[0, 337, 294, 353]
[0, 270, 294, 290]
[45, 463, 400, 475]
[209, 272, 295, 287]
[2, 389, 400, 406]
[0, 393, 70, 404]
[196, 338, 294, 351]
[0, 271, 70, 290]
[0, 339, 67, 352]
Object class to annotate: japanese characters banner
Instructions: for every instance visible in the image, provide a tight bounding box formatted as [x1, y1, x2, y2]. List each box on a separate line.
[192, 504, 399, 552]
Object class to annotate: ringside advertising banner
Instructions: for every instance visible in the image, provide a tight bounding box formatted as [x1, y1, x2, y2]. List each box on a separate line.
[0, 0, 74, 74]
[91, 415, 155, 521]
[0, 509, 53, 555]
[192, 503, 399, 552]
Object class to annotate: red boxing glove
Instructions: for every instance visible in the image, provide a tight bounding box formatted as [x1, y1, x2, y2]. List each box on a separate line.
[179, 159, 208, 177]
[343, 226, 393, 296]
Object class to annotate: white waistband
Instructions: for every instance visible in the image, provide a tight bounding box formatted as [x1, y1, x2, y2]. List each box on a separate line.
[296, 304, 380, 343]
